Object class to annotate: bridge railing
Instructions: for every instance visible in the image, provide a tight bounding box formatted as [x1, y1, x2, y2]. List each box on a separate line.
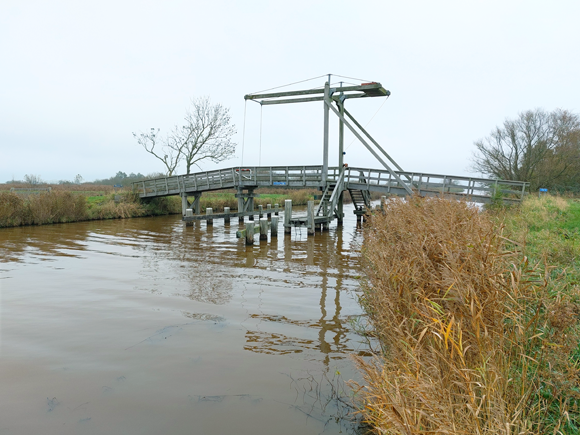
[134, 165, 332, 196]
[134, 166, 529, 203]
[345, 167, 529, 202]
[135, 167, 240, 196]
[248, 166, 326, 187]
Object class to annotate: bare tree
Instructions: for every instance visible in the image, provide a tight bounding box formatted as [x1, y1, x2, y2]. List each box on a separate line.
[179, 97, 236, 174]
[133, 97, 236, 176]
[133, 128, 183, 176]
[471, 109, 580, 190]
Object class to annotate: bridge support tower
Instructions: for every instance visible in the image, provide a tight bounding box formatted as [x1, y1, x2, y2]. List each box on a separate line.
[236, 187, 257, 223]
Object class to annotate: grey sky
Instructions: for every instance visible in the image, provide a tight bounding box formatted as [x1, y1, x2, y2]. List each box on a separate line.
[2, 0, 579, 183]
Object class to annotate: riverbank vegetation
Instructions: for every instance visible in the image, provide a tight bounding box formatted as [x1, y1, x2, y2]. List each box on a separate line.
[0, 190, 181, 228]
[354, 195, 580, 434]
[0, 186, 321, 228]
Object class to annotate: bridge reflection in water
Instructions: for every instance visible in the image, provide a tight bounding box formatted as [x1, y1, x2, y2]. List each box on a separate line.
[169, 206, 375, 366]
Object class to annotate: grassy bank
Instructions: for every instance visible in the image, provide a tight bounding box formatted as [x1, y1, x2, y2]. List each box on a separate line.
[0, 191, 181, 228]
[0, 187, 321, 228]
[354, 196, 580, 434]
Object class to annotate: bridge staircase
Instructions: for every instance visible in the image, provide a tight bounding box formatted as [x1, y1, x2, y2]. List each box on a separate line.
[316, 167, 346, 220]
[348, 188, 371, 217]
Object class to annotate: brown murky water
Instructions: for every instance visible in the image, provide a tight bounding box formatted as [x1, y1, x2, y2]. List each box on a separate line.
[0, 204, 372, 435]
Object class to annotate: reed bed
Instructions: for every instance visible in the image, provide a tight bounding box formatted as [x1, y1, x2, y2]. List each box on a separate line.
[353, 196, 580, 434]
[0, 191, 180, 228]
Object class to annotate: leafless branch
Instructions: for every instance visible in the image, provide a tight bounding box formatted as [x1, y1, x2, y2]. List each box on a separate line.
[132, 128, 183, 176]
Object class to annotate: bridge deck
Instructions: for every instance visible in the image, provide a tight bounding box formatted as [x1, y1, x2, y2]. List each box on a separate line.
[132, 166, 528, 205]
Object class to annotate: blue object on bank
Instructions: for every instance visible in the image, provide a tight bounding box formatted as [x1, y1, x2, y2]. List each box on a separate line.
[273, 182, 287, 186]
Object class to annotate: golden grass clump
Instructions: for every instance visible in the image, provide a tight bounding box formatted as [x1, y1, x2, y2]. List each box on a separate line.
[354, 196, 580, 434]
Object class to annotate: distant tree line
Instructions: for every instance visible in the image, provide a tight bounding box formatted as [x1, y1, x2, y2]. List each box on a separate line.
[5, 172, 159, 186]
[90, 171, 154, 186]
[471, 109, 580, 192]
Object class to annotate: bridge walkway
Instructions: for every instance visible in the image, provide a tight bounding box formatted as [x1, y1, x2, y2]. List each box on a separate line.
[133, 165, 529, 209]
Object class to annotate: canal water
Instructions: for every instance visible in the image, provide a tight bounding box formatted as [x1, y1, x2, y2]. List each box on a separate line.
[0, 204, 372, 435]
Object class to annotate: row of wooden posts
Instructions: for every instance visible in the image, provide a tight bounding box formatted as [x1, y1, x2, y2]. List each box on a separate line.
[185, 199, 342, 245]
[185, 195, 385, 245]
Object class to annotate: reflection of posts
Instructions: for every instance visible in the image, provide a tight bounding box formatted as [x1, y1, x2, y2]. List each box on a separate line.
[306, 235, 314, 266]
[284, 232, 292, 262]
[307, 200, 315, 236]
[284, 200, 292, 234]
[271, 216, 278, 237]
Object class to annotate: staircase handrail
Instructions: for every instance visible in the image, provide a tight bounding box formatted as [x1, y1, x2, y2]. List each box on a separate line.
[326, 166, 346, 218]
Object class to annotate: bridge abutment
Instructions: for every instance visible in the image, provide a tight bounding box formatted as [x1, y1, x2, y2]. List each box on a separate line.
[236, 187, 257, 223]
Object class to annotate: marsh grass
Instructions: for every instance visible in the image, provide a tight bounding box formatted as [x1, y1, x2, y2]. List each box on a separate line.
[353, 196, 580, 434]
[0, 187, 319, 228]
[0, 191, 181, 228]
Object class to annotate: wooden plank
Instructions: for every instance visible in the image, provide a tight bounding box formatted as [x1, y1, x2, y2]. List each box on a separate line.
[244, 83, 384, 101]
[260, 96, 325, 105]
[245, 88, 325, 100]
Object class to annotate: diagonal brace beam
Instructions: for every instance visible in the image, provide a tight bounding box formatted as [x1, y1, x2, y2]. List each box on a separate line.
[324, 98, 414, 195]
[343, 108, 406, 175]
[343, 107, 413, 185]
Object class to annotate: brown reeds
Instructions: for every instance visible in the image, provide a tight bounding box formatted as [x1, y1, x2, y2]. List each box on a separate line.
[0, 191, 88, 226]
[353, 196, 580, 434]
[0, 191, 181, 228]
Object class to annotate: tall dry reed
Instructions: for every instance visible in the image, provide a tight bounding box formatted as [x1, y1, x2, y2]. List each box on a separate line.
[353, 196, 580, 434]
[0, 191, 88, 227]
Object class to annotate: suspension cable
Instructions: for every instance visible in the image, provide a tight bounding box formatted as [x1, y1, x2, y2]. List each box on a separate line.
[332, 73, 373, 83]
[249, 74, 328, 95]
[345, 95, 390, 150]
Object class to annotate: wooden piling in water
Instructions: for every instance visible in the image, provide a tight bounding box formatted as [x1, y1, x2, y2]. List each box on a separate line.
[245, 222, 254, 245]
[206, 208, 213, 226]
[271, 216, 278, 237]
[284, 200, 292, 234]
[266, 204, 271, 219]
[274, 204, 279, 216]
[307, 201, 315, 236]
[258, 205, 263, 219]
[259, 218, 268, 240]
[224, 207, 230, 224]
[185, 208, 194, 226]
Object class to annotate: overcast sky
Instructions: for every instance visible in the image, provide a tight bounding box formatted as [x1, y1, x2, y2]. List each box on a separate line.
[1, 0, 579, 183]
